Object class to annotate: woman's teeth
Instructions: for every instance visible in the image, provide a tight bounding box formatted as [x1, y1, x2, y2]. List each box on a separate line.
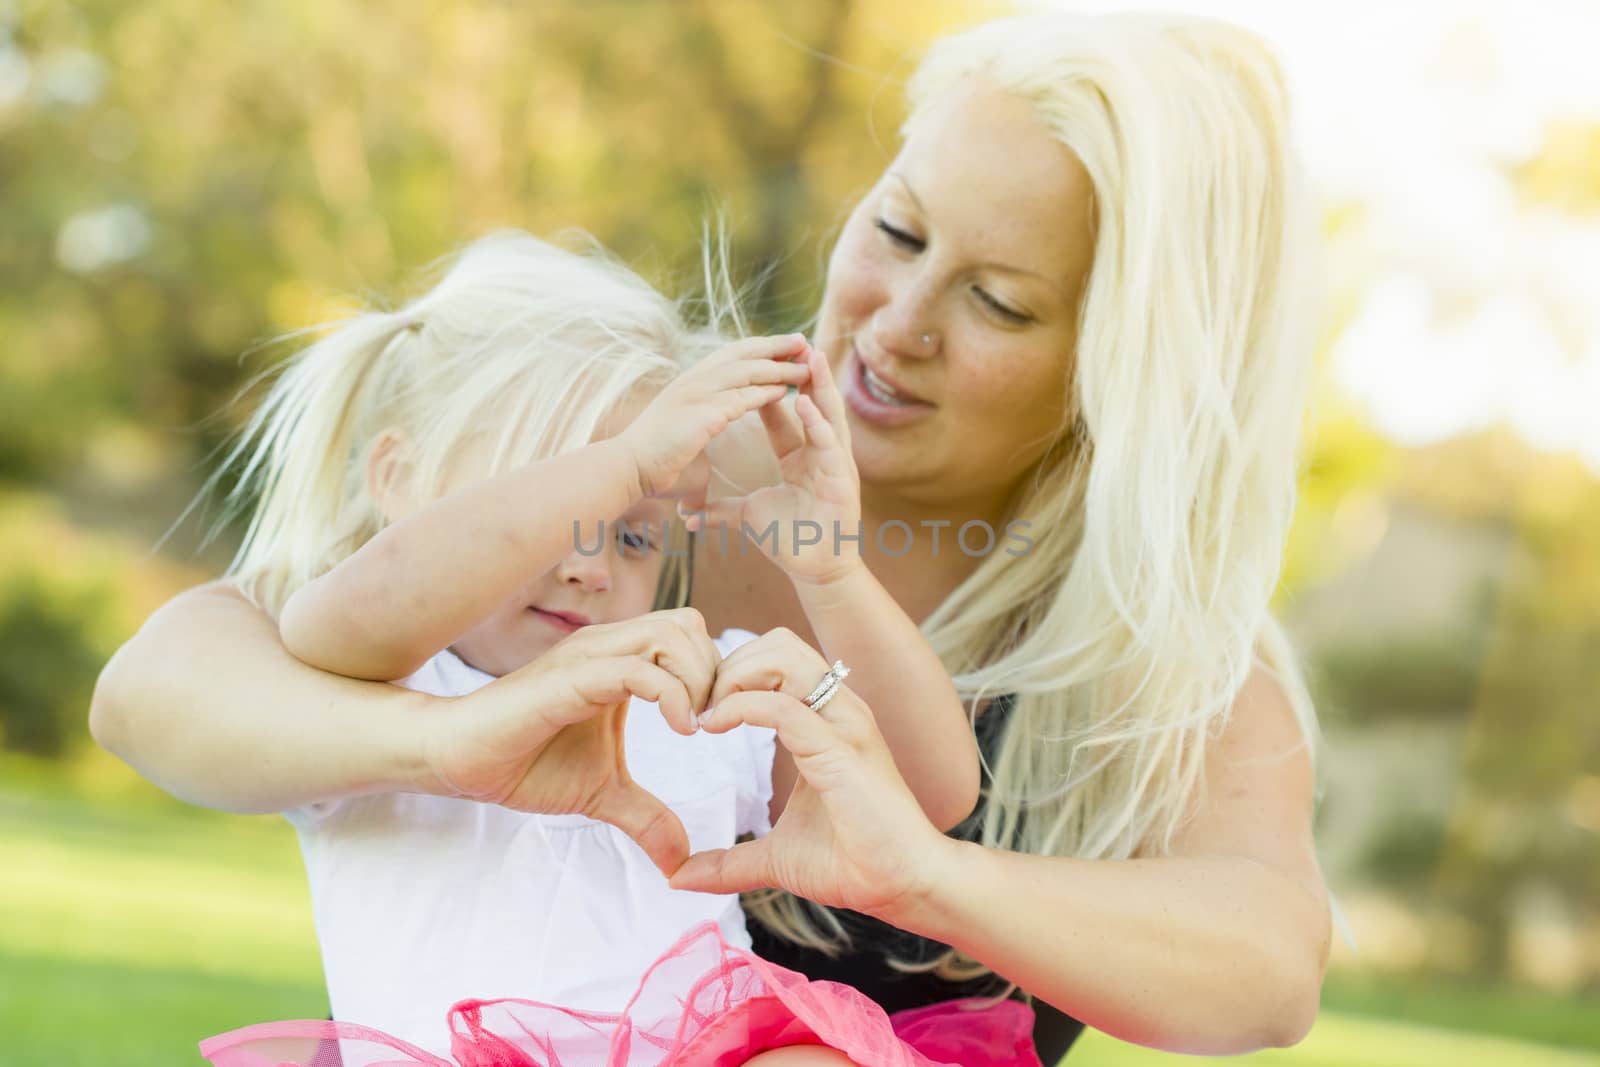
[863, 365, 914, 406]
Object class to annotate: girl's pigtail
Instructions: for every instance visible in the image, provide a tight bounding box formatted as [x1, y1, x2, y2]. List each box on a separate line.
[225, 311, 422, 616]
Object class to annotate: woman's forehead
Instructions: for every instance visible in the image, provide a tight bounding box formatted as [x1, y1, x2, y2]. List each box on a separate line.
[891, 88, 1094, 287]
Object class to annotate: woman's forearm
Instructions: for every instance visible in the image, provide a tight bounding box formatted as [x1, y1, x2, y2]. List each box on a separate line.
[91, 582, 439, 813]
[791, 566, 979, 830]
[279, 438, 642, 680]
[895, 840, 1329, 1054]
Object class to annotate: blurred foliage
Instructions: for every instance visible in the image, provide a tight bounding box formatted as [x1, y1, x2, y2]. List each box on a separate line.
[1359, 810, 1451, 888]
[1315, 628, 1490, 724]
[0, 489, 201, 755]
[0, 0, 996, 487]
[0, 574, 107, 755]
[1512, 120, 1600, 216]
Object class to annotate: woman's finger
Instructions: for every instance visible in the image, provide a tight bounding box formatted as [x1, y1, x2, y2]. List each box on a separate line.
[698, 689, 843, 759]
[668, 837, 774, 895]
[590, 781, 691, 877]
[707, 630, 829, 709]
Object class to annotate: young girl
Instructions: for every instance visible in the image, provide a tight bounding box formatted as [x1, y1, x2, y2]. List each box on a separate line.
[190, 232, 1018, 1066]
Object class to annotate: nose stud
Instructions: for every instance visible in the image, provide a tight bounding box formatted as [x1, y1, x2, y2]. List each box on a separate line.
[920, 333, 933, 347]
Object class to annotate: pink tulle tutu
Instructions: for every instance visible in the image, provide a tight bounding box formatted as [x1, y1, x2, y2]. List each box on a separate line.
[199, 922, 1043, 1067]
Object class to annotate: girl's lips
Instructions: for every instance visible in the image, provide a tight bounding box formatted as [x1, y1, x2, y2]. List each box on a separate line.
[843, 348, 937, 428]
[529, 608, 589, 633]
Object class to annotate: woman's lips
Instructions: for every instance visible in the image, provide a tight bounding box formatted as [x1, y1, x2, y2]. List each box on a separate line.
[843, 348, 936, 428]
[529, 608, 589, 633]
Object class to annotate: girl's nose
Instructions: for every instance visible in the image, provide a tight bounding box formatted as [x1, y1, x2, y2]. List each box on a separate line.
[556, 546, 611, 592]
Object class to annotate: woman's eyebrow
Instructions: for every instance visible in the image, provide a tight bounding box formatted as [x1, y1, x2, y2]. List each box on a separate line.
[890, 171, 1049, 283]
[888, 171, 927, 213]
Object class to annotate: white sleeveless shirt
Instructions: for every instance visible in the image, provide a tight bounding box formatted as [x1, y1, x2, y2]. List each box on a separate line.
[288, 628, 774, 1055]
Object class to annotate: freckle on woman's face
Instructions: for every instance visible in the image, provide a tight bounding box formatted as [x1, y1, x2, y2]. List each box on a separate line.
[816, 88, 1095, 512]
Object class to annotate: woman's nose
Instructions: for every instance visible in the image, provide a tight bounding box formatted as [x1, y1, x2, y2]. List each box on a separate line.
[871, 275, 942, 361]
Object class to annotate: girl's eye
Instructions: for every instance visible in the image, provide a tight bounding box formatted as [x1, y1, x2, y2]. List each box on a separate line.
[973, 286, 1032, 325]
[616, 526, 657, 555]
[875, 218, 925, 253]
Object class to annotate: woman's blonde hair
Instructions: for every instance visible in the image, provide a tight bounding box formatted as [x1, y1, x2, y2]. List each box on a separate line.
[751, 11, 1323, 977]
[223, 231, 716, 617]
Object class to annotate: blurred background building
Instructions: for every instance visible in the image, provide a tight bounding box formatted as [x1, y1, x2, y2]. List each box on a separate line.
[1, 1, 1596, 1064]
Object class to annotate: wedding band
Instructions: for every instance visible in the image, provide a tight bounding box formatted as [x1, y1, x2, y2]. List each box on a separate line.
[802, 660, 850, 711]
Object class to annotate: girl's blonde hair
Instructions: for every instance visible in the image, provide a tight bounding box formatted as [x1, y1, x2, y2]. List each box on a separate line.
[223, 231, 716, 617]
[751, 11, 1323, 977]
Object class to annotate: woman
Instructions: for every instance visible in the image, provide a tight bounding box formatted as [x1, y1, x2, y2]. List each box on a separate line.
[91, 11, 1329, 1063]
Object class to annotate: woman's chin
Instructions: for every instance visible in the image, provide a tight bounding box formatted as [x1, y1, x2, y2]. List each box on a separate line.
[848, 428, 939, 488]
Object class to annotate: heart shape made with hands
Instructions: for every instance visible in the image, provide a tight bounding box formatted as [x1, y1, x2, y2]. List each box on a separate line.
[438, 617, 834, 878]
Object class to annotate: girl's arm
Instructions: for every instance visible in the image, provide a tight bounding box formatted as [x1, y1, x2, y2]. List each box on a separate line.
[787, 564, 978, 831]
[279, 439, 642, 680]
[679, 669, 1331, 1055]
[281, 336, 811, 681]
[699, 346, 979, 830]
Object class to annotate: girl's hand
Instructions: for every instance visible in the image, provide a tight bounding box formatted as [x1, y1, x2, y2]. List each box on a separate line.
[672, 636, 951, 921]
[424, 608, 720, 875]
[689, 345, 862, 586]
[620, 335, 811, 502]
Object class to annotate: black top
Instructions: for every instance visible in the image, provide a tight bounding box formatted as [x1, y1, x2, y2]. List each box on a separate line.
[744, 695, 1087, 1061]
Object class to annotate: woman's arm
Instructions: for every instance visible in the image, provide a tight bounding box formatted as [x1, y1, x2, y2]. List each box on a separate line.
[91, 581, 438, 813]
[902, 672, 1329, 1052]
[677, 669, 1330, 1055]
[90, 580, 719, 873]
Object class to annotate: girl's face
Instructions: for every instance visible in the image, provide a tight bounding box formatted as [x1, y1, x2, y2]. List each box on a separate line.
[452, 494, 672, 678]
[816, 87, 1096, 515]
[371, 403, 672, 680]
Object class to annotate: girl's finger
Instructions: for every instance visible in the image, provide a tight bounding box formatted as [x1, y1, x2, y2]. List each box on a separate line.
[804, 346, 852, 447]
[702, 334, 810, 367]
[713, 358, 812, 388]
[710, 384, 793, 430]
[681, 494, 744, 535]
[758, 393, 806, 459]
[567, 656, 696, 735]
[795, 395, 851, 482]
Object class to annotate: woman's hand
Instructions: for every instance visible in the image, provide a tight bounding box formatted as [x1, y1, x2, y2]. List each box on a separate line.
[619, 335, 811, 502]
[670, 641, 952, 920]
[424, 608, 720, 875]
[691, 344, 863, 586]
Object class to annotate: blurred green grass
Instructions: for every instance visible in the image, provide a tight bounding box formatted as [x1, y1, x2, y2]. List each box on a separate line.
[3, 756, 1596, 1067]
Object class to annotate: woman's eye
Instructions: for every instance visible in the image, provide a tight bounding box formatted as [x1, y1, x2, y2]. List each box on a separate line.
[875, 218, 925, 252]
[973, 286, 1031, 325]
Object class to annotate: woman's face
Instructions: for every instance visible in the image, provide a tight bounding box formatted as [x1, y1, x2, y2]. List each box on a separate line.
[817, 87, 1096, 515]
